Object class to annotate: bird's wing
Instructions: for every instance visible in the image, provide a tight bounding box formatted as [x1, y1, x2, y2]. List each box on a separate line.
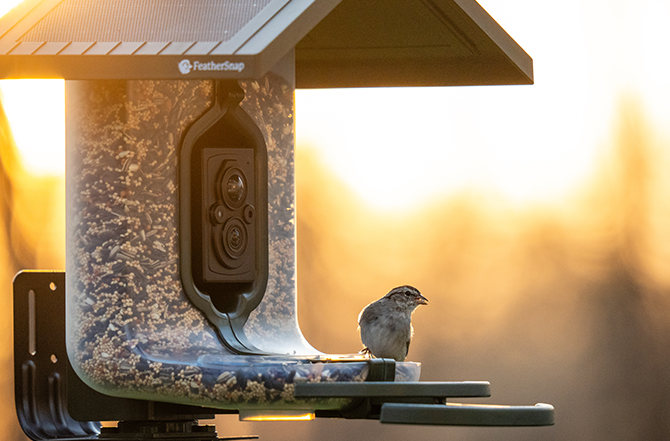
[358, 301, 379, 324]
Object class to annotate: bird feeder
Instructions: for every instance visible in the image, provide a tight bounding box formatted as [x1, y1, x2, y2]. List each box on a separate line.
[2, 0, 552, 438]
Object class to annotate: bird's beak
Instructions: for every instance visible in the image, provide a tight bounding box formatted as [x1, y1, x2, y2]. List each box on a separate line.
[414, 294, 428, 305]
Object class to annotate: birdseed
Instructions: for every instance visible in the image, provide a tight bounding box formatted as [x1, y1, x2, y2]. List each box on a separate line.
[66, 75, 417, 411]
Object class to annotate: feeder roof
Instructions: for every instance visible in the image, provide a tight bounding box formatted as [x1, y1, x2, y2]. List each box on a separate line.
[0, 0, 532, 87]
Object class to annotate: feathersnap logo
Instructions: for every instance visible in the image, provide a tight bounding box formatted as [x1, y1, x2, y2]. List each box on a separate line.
[178, 59, 245, 74]
[178, 59, 193, 74]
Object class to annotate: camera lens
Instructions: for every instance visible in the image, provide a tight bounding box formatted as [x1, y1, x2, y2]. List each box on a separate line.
[221, 167, 246, 209]
[222, 218, 247, 260]
[227, 174, 244, 203]
[228, 225, 243, 250]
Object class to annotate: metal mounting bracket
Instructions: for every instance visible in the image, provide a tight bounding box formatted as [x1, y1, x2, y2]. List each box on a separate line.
[13, 270, 256, 441]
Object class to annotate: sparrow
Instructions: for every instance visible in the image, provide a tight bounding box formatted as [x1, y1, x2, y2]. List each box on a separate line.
[358, 285, 428, 362]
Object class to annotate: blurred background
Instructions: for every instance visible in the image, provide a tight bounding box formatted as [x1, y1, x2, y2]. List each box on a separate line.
[1, 0, 670, 440]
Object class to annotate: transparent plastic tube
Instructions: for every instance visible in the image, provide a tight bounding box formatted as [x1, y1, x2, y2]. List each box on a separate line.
[65, 73, 419, 411]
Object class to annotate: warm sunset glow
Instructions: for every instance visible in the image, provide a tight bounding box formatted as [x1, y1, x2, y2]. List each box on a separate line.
[295, 0, 670, 210]
[3, 0, 667, 209]
[0, 80, 65, 175]
[0, 0, 21, 18]
[0, 1, 66, 177]
[0, 0, 668, 205]
[239, 411, 315, 422]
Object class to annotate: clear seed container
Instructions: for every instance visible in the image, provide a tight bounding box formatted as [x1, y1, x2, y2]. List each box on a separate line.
[65, 61, 420, 412]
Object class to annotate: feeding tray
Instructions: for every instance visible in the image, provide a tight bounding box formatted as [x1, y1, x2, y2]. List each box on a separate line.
[15, 273, 553, 438]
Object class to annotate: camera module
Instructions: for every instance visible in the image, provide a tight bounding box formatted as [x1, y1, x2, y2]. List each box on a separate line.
[202, 148, 255, 281]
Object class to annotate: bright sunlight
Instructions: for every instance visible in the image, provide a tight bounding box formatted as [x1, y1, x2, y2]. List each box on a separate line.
[0, 79, 65, 175]
[0, 0, 20, 17]
[3, 0, 670, 210]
